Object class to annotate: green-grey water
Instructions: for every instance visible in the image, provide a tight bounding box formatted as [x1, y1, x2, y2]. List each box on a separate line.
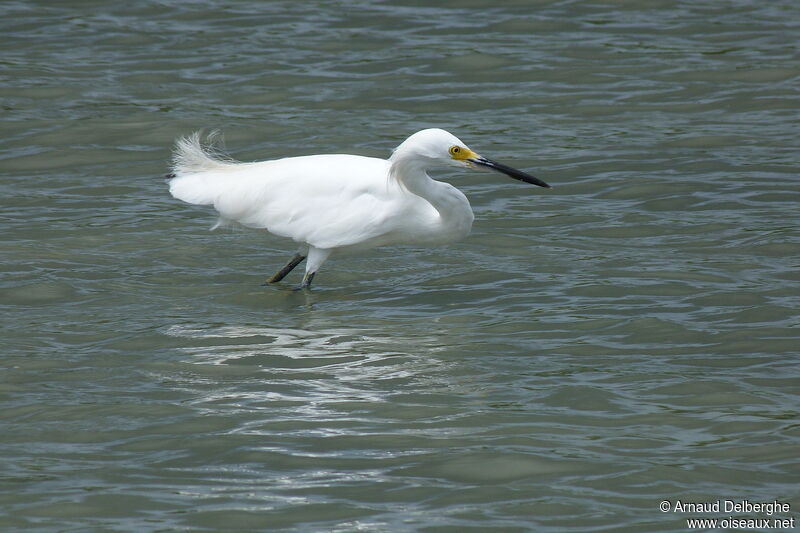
[2, 1, 798, 531]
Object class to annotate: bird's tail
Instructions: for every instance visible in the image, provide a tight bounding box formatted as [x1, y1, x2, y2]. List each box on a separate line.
[167, 131, 240, 207]
[171, 131, 237, 175]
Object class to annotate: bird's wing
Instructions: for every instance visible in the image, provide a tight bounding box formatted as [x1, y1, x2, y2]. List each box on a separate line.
[170, 153, 404, 249]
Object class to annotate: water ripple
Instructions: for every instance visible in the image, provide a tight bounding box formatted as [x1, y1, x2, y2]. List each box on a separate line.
[1, 0, 798, 531]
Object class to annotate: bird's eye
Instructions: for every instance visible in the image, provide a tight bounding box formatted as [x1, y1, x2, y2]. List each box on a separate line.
[449, 146, 461, 156]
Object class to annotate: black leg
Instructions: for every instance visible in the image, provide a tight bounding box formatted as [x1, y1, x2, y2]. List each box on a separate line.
[293, 271, 315, 290]
[264, 254, 306, 284]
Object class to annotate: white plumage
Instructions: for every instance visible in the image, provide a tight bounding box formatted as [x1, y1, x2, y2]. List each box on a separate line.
[168, 128, 549, 288]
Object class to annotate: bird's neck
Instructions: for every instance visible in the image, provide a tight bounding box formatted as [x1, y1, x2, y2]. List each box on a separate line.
[388, 155, 473, 235]
[390, 155, 456, 206]
[389, 155, 436, 195]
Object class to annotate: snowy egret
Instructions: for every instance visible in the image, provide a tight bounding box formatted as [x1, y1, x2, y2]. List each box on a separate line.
[167, 128, 550, 288]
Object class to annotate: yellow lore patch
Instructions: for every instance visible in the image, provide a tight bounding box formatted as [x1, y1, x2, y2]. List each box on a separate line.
[449, 145, 479, 161]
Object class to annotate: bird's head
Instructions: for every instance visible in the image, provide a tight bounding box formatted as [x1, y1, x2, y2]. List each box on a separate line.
[392, 128, 550, 188]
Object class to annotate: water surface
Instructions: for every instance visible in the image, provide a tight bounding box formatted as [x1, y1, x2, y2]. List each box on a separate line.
[1, 1, 798, 531]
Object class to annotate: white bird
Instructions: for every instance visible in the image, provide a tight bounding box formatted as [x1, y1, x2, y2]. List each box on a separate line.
[167, 128, 550, 288]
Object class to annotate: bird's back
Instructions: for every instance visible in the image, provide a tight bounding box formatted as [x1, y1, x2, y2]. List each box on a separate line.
[168, 135, 411, 248]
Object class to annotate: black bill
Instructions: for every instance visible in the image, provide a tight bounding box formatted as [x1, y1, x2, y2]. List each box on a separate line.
[469, 157, 550, 188]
